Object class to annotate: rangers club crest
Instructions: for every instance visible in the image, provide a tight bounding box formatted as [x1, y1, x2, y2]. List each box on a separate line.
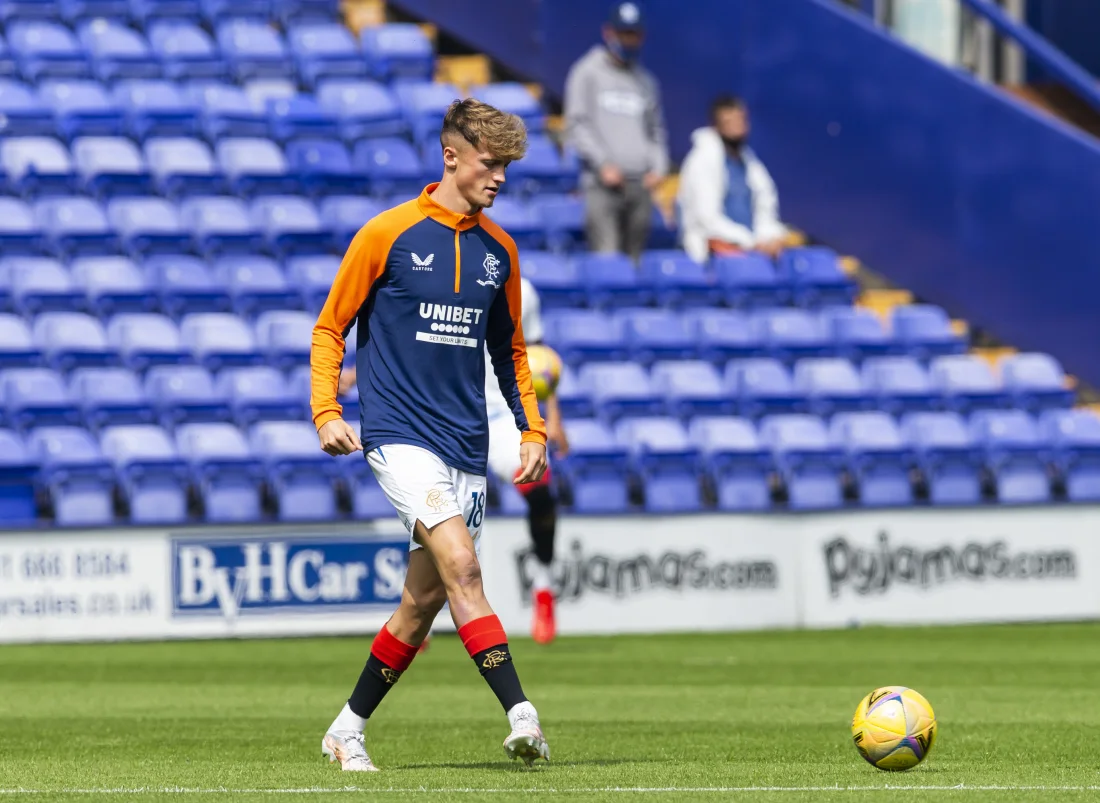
[478, 253, 502, 288]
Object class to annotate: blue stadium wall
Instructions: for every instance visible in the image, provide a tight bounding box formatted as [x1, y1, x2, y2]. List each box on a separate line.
[393, 0, 1100, 388]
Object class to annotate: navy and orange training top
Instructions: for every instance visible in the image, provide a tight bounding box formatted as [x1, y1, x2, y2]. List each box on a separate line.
[310, 183, 546, 475]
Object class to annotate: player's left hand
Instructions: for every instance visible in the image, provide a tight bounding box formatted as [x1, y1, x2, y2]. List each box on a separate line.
[515, 441, 547, 485]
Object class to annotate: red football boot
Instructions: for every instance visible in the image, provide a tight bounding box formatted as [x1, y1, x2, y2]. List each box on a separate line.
[532, 589, 556, 645]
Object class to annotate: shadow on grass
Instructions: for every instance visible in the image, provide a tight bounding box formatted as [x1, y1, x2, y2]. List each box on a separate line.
[394, 757, 660, 771]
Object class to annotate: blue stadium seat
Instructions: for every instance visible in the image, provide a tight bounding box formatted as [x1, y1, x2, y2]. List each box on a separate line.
[113, 80, 200, 140]
[107, 197, 190, 256]
[0, 197, 45, 255]
[217, 365, 305, 425]
[618, 307, 695, 364]
[759, 414, 844, 509]
[35, 197, 120, 256]
[534, 194, 585, 253]
[824, 306, 895, 361]
[0, 34, 11, 77]
[106, 312, 188, 369]
[285, 254, 337, 310]
[77, 20, 161, 82]
[147, 21, 225, 81]
[175, 421, 263, 522]
[213, 255, 300, 315]
[334, 451, 393, 519]
[472, 83, 544, 131]
[263, 93, 338, 143]
[7, 22, 90, 81]
[180, 312, 262, 369]
[1, 1, 57, 25]
[519, 252, 583, 310]
[26, 426, 114, 524]
[249, 420, 338, 521]
[1040, 409, 1100, 502]
[315, 79, 406, 142]
[254, 310, 312, 370]
[62, 0, 130, 25]
[250, 195, 327, 256]
[285, 139, 365, 197]
[1001, 353, 1074, 412]
[508, 134, 575, 195]
[579, 253, 652, 308]
[793, 357, 869, 415]
[216, 137, 298, 197]
[394, 81, 458, 142]
[132, 0, 205, 28]
[651, 360, 731, 419]
[830, 411, 913, 506]
[0, 315, 37, 367]
[970, 409, 1051, 504]
[145, 254, 232, 315]
[100, 424, 189, 522]
[543, 309, 628, 364]
[616, 416, 702, 512]
[0, 429, 37, 525]
[930, 354, 1009, 413]
[484, 197, 543, 250]
[274, 0, 338, 25]
[695, 310, 760, 363]
[578, 362, 662, 421]
[70, 366, 153, 428]
[688, 416, 771, 511]
[289, 23, 365, 87]
[553, 365, 592, 419]
[353, 137, 422, 198]
[360, 23, 433, 83]
[145, 364, 231, 426]
[38, 80, 124, 140]
[713, 254, 789, 308]
[216, 20, 293, 82]
[181, 196, 264, 258]
[861, 356, 937, 414]
[901, 411, 982, 505]
[559, 418, 630, 513]
[0, 79, 54, 136]
[145, 137, 224, 198]
[726, 358, 803, 419]
[188, 82, 267, 140]
[891, 305, 966, 359]
[33, 311, 115, 369]
[319, 195, 384, 250]
[646, 205, 678, 250]
[752, 308, 832, 362]
[71, 255, 153, 315]
[3, 256, 82, 314]
[778, 247, 856, 307]
[418, 139, 444, 185]
[200, 0, 271, 25]
[72, 135, 151, 197]
[1, 368, 80, 429]
[639, 250, 721, 308]
[1, 137, 77, 196]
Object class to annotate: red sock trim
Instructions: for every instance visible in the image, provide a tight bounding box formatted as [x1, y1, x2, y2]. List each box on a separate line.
[370, 625, 418, 672]
[458, 614, 508, 657]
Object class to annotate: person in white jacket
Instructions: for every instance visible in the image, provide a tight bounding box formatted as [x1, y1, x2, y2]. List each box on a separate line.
[678, 96, 788, 263]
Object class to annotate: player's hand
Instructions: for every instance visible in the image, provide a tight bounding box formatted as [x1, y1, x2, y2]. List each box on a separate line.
[515, 441, 547, 485]
[338, 367, 357, 396]
[600, 163, 624, 188]
[756, 238, 785, 259]
[546, 418, 570, 457]
[318, 419, 362, 456]
[642, 171, 662, 192]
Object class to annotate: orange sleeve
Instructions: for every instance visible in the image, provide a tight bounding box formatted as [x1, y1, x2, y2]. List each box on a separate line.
[502, 241, 547, 446]
[310, 213, 404, 429]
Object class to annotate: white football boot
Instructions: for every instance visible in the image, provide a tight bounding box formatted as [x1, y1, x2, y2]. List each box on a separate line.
[322, 731, 379, 772]
[503, 703, 550, 767]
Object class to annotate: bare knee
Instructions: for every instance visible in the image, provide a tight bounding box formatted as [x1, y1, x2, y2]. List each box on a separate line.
[444, 552, 484, 601]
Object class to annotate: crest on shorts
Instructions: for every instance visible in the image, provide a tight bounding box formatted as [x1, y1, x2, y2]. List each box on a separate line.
[425, 489, 446, 512]
[477, 253, 501, 288]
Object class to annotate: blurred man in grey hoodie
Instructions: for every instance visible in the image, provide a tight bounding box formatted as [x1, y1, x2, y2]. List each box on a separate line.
[564, 2, 668, 262]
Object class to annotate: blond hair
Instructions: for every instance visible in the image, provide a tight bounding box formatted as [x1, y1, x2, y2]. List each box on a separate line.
[440, 98, 528, 161]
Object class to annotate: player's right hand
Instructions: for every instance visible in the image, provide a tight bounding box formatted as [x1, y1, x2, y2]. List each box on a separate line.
[318, 419, 362, 456]
[599, 163, 623, 188]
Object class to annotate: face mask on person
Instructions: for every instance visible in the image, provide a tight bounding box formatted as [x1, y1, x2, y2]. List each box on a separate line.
[721, 135, 746, 151]
[607, 35, 641, 64]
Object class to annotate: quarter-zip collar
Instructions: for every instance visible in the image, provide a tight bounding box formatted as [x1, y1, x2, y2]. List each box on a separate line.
[418, 183, 482, 232]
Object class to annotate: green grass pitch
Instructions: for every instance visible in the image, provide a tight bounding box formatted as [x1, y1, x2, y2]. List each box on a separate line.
[3, 623, 1100, 802]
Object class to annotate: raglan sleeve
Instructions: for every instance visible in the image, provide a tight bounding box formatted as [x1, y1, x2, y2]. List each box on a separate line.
[484, 246, 547, 446]
[310, 218, 388, 430]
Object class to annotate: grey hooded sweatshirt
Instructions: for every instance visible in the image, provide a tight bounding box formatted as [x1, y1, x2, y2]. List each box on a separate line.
[563, 45, 669, 185]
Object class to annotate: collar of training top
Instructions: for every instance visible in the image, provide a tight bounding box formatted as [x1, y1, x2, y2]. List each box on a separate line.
[417, 183, 483, 231]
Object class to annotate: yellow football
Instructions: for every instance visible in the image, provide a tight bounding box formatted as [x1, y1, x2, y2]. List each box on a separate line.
[851, 686, 936, 771]
[526, 344, 562, 402]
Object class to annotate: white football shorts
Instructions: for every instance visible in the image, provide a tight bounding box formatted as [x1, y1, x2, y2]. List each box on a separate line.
[367, 444, 487, 551]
